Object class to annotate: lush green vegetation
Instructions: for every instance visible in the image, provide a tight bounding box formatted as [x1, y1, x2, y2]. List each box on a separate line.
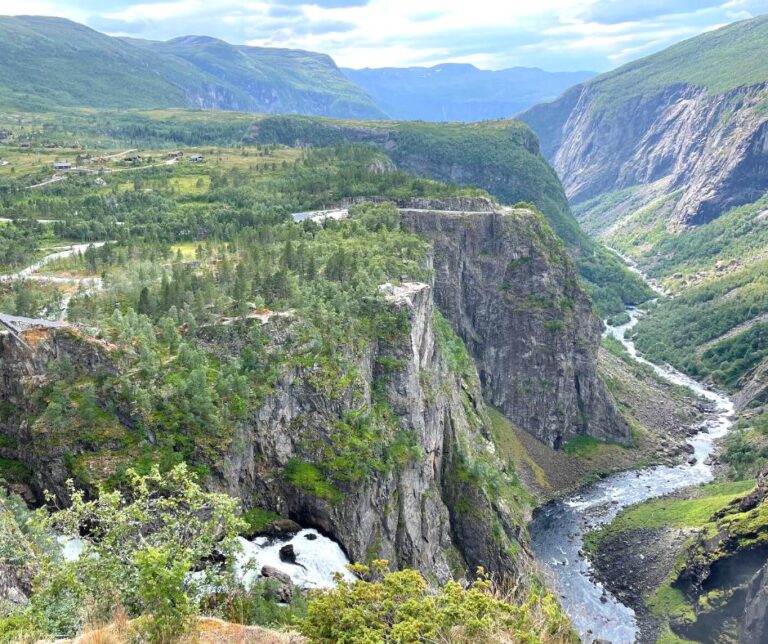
[252, 115, 652, 314]
[646, 194, 768, 279]
[0, 106, 622, 641]
[606, 311, 630, 327]
[2, 129, 504, 496]
[0, 465, 245, 641]
[584, 479, 756, 554]
[578, 15, 768, 115]
[561, 435, 623, 457]
[722, 411, 768, 480]
[632, 258, 768, 390]
[0, 467, 574, 642]
[578, 186, 768, 479]
[0, 16, 383, 117]
[298, 560, 575, 643]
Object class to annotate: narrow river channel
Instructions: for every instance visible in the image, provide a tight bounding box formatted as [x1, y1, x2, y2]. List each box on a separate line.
[529, 299, 736, 643]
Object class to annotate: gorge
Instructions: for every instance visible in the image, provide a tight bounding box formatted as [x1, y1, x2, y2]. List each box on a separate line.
[1, 10, 768, 643]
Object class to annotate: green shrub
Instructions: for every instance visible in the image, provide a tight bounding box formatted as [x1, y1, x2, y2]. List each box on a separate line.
[607, 311, 631, 326]
[299, 560, 574, 643]
[284, 458, 342, 502]
[0, 458, 31, 484]
[2, 464, 245, 640]
[242, 507, 281, 535]
[433, 309, 473, 375]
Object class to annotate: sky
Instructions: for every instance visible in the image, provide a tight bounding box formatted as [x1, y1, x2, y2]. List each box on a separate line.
[3, 0, 768, 71]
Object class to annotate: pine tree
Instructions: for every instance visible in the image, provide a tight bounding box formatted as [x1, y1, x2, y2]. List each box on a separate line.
[138, 286, 153, 317]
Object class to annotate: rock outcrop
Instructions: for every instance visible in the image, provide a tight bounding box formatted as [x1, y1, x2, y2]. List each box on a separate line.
[0, 203, 626, 584]
[520, 14, 768, 230]
[742, 562, 768, 644]
[0, 497, 34, 616]
[736, 357, 768, 411]
[0, 327, 116, 501]
[670, 467, 768, 641]
[400, 198, 629, 448]
[0, 287, 526, 584]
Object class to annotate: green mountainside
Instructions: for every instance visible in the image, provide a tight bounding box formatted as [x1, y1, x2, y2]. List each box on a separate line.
[582, 14, 768, 112]
[519, 13, 768, 411]
[0, 16, 190, 111]
[522, 14, 768, 137]
[520, 15, 768, 219]
[519, 17, 768, 622]
[249, 115, 651, 314]
[0, 16, 384, 118]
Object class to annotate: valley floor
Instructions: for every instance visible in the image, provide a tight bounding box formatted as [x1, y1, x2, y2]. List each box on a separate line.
[496, 342, 705, 503]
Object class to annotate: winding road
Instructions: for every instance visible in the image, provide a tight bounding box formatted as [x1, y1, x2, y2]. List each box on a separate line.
[0, 242, 108, 321]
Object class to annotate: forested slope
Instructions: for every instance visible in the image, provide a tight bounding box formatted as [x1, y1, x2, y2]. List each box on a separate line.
[249, 115, 651, 314]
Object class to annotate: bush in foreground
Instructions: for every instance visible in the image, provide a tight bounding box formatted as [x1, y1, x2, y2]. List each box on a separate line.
[298, 560, 574, 644]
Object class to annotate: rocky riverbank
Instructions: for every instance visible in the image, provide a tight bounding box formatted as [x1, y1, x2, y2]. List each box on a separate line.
[587, 509, 697, 642]
[529, 298, 737, 642]
[587, 470, 768, 643]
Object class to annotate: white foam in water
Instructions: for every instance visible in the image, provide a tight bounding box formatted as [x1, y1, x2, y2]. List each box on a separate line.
[58, 530, 353, 591]
[236, 529, 355, 589]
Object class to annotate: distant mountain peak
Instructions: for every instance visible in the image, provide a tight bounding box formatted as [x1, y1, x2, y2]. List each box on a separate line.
[166, 35, 229, 47]
[343, 65, 597, 122]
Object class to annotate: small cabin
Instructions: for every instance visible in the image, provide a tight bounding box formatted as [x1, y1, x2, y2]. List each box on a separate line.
[189, 154, 205, 163]
[53, 162, 72, 170]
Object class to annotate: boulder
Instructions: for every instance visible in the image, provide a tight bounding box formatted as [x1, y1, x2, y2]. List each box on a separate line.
[261, 566, 294, 603]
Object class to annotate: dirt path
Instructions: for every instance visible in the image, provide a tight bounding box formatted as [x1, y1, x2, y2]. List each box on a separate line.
[27, 174, 67, 189]
[0, 242, 109, 320]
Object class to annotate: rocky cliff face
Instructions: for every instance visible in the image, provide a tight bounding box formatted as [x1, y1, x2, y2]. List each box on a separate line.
[521, 81, 768, 229]
[742, 561, 768, 644]
[0, 286, 526, 584]
[400, 198, 628, 448]
[0, 202, 625, 583]
[0, 328, 116, 501]
[0, 497, 33, 616]
[212, 281, 525, 582]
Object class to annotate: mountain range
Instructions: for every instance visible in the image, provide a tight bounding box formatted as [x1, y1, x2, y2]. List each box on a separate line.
[0, 15, 385, 117]
[342, 64, 596, 121]
[2, 8, 768, 643]
[0, 15, 593, 121]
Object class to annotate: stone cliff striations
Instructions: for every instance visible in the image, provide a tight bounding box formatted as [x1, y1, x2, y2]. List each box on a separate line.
[0, 203, 627, 584]
[522, 81, 768, 229]
[400, 198, 628, 448]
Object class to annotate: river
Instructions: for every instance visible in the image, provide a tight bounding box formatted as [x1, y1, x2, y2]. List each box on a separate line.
[528, 304, 735, 643]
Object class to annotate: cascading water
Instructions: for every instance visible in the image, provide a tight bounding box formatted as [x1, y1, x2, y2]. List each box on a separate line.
[62, 528, 354, 592]
[236, 529, 355, 589]
[529, 298, 735, 642]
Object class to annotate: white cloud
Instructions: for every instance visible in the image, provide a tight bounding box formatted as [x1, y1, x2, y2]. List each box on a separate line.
[0, 0, 87, 19]
[9, 0, 768, 71]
